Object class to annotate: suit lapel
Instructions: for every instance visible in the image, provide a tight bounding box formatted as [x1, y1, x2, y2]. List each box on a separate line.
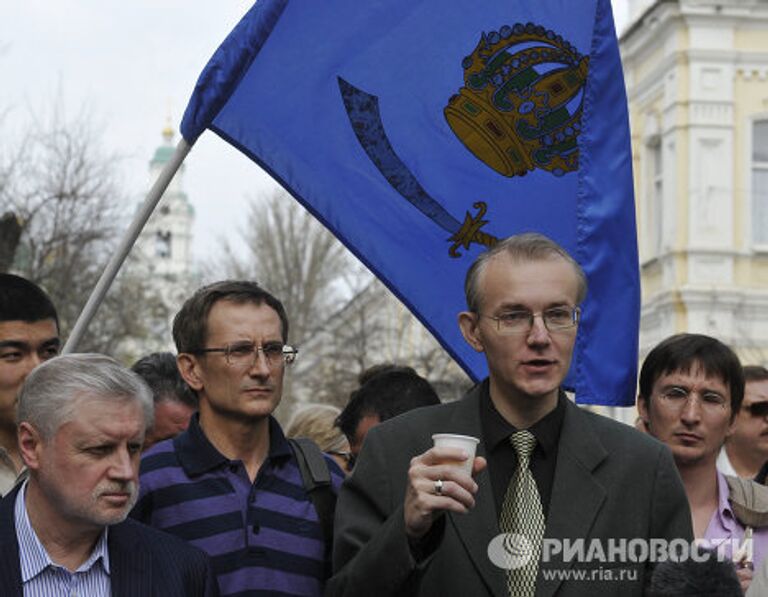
[109, 522, 153, 597]
[444, 387, 508, 597]
[537, 401, 608, 597]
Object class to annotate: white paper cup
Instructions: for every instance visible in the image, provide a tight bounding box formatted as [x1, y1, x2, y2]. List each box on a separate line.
[432, 433, 480, 476]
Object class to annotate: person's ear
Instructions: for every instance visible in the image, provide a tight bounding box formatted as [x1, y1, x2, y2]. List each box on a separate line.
[637, 396, 650, 429]
[459, 311, 484, 353]
[177, 353, 204, 392]
[726, 409, 737, 439]
[18, 422, 45, 471]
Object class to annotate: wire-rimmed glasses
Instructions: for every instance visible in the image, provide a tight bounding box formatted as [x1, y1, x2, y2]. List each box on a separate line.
[190, 341, 298, 369]
[480, 306, 580, 335]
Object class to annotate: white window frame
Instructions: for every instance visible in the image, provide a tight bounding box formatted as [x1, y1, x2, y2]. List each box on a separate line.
[751, 116, 768, 250]
[642, 134, 663, 261]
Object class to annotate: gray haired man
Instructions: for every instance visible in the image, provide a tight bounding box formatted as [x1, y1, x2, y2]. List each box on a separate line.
[0, 353, 218, 596]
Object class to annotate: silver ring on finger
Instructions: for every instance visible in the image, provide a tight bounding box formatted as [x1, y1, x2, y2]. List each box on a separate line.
[434, 478, 443, 496]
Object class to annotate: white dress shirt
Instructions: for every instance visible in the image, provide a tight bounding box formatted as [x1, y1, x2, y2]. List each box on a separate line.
[13, 481, 111, 597]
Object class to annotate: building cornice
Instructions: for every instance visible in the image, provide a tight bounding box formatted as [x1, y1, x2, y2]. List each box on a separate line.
[622, 0, 768, 55]
[622, 0, 679, 44]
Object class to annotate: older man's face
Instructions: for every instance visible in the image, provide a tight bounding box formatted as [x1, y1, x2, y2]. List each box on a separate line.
[29, 396, 144, 529]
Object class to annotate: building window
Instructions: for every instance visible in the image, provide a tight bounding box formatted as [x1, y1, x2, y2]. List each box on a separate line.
[644, 137, 663, 258]
[155, 231, 172, 258]
[754, 119, 768, 246]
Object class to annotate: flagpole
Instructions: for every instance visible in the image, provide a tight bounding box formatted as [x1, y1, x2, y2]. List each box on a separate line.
[63, 137, 193, 354]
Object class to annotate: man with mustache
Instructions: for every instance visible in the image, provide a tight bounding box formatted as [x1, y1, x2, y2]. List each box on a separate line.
[132, 280, 344, 596]
[638, 333, 768, 593]
[0, 353, 217, 596]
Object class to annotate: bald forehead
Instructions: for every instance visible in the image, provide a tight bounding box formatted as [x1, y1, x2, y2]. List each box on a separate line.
[475, 253, 579, 304]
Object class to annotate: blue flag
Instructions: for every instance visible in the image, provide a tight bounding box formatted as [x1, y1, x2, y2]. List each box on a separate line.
[181, 0, 639, 406]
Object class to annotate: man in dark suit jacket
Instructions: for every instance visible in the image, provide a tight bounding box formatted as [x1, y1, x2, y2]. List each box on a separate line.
[0, 353, 217, 596]
[329, 233, 693, 597]
[0, 484, 217, 596]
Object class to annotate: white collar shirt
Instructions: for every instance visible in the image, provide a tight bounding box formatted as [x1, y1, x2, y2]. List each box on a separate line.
[13, 480, 111, 597]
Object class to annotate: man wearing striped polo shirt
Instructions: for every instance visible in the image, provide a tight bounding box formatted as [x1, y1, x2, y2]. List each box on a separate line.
[132, 280, 344, 596]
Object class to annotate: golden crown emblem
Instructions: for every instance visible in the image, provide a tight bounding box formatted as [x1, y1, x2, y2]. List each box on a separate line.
[445, 23, 589, 178]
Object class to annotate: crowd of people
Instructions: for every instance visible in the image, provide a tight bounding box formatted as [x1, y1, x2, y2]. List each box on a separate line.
[2, 232, 768, 595]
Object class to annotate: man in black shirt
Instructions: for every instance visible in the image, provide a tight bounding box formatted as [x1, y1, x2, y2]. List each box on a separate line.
[330, 233, 693, 597]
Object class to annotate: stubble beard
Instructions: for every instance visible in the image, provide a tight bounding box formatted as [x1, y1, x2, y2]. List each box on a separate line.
[38, 471, 138, 528]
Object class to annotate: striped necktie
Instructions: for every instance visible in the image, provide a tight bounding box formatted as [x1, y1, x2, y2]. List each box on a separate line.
[498, 430, 545, 596]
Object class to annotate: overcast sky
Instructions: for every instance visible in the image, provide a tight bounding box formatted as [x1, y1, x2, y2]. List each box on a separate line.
[1, 1, 630, 263]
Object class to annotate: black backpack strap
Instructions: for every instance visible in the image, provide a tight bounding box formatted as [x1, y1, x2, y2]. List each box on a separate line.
[292, 437, 332, 486]
[289, 437, 337, 567]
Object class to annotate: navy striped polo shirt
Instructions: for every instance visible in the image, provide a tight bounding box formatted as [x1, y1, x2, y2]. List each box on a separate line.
[131, 414, 343, 596]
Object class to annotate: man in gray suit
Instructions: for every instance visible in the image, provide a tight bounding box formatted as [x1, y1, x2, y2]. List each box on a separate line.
[329, 233, 693, 596]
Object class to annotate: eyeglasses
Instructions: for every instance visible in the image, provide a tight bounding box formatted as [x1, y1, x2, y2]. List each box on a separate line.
[743, 402, 768, 418]
[480, 306, 580, 335]
[657, 386, 728, 413]
[190, 341, 298, 369]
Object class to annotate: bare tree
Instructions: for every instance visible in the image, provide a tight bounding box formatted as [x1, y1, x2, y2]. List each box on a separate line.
[216, 190, 355, 343]
[0, 105, 169, 360]
[325, 280, 471, 404]
[295, 281, 388, 408]
[290, 277, 470, 408]
[0, 212, 21, 272]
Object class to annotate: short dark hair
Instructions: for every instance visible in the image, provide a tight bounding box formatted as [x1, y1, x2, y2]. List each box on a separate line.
[173, 280, 289, 353]
[0, 274, 59, 329]
[131, 352, 197, 408]
[336, 367, 441, 440]
[638, 333, 745, 416]
[357, 363, 417, 386]
[743, 365, 768, 384]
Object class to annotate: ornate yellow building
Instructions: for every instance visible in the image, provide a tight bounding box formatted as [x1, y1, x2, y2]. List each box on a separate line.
[621, 0, 768, 366]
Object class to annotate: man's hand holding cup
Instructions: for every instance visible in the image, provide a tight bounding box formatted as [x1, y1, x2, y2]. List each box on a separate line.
[404, 434, 487, 539]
